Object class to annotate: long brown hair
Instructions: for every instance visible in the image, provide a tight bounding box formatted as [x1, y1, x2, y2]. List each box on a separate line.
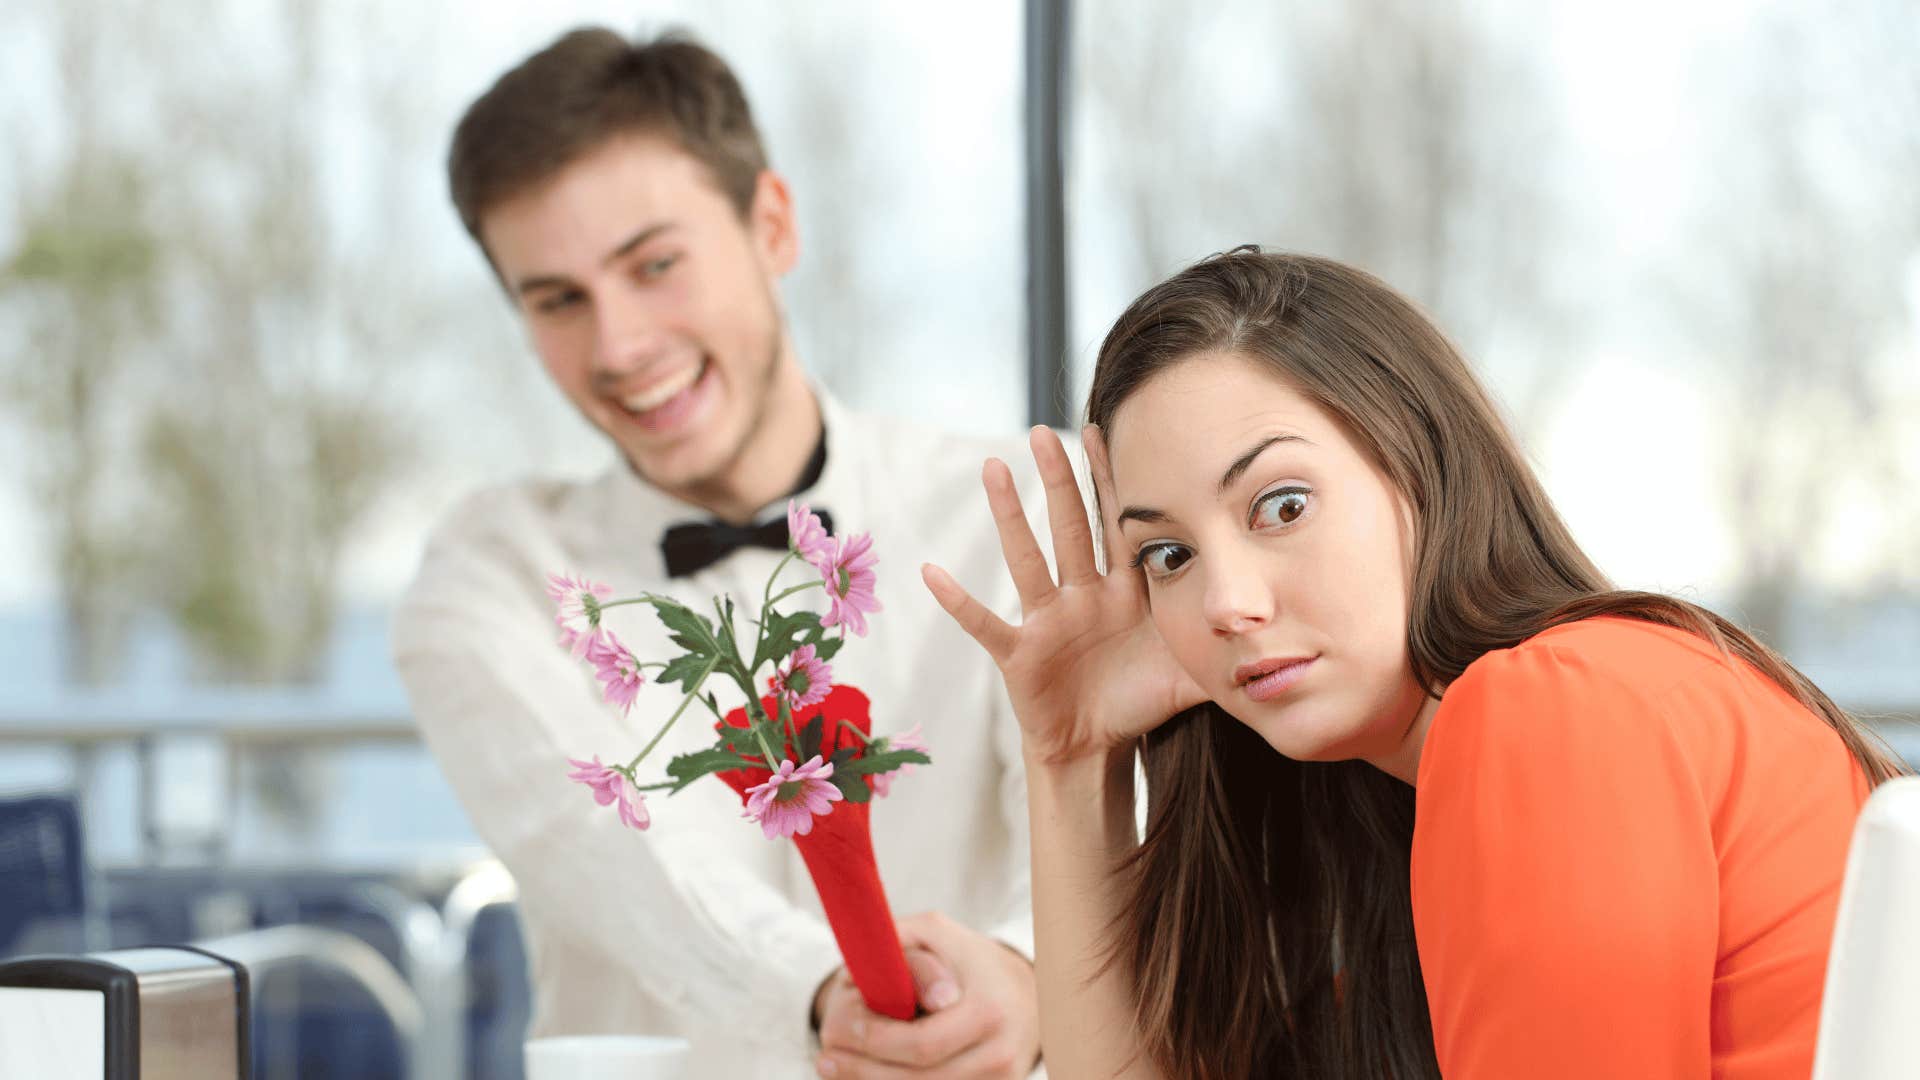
[1086, 248, 1906, 1079]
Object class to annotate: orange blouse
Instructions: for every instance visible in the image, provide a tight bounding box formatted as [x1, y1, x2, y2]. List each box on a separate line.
[1411, 616, 1871, 1079]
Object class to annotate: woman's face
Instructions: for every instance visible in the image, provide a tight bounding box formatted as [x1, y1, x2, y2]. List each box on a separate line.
[1106, 351, 1434, 778]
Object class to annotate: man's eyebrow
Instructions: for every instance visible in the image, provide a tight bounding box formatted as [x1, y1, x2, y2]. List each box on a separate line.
[1217, 434, 1310, 494]
[512, 223, 676, 297]
[601, 222, 673, 265]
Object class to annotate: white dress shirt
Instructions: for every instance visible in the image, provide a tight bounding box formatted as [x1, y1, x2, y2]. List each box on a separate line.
[393, 391, 1050, 1076]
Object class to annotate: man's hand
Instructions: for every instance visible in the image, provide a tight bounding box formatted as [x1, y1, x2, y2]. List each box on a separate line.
[814, 912, 1040, 1078]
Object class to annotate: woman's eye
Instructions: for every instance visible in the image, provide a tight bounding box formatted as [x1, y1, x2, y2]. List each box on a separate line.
[1134, 544, 1193, 577]
[1251, 487, 1311, 529]
[639, 253, 679, 278]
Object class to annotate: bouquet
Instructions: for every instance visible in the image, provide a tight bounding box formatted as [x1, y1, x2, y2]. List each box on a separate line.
[546, 501, 930, 1020]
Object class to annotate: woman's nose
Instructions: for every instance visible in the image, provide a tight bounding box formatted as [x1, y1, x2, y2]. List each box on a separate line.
[1200, 545, 1275, 637]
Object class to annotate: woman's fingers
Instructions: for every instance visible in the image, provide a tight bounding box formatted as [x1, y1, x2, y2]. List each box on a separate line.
[1082, 425, 1139, 593]
[982, 458, 1055, 612]
[921, 563, 1017, 663]
[1030, 426, 1099, 587]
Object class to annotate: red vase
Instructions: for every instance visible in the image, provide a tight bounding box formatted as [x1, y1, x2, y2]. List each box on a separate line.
[716, 685, 918, 1021]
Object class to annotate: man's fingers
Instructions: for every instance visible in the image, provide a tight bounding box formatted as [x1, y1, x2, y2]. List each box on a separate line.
[982, 457, 1055, 612]
[924, 1034, 1031, 1080]
[1031, 426, 1098, 587]
[843, 996, 999, 1070]
[816, 981, 872, 1053]
[817, 1053, 913, 1080]
[906, 945, 963, 1012]
[921, 563, 1017, 662]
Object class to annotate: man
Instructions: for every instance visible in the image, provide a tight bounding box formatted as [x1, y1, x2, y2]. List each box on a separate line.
[394, 27, 1048, 1079]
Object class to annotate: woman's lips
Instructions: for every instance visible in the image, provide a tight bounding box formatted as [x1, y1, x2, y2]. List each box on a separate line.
[1238, 656, 1318, 703]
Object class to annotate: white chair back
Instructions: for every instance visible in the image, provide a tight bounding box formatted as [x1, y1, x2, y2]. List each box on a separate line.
[1812, 775, 1920, 1080]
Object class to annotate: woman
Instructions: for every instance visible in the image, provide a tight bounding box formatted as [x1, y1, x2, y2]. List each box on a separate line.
[921, 249, 1904, 1079]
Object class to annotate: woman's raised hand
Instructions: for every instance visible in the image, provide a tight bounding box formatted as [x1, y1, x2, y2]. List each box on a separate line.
[922, 425, 1206, 768]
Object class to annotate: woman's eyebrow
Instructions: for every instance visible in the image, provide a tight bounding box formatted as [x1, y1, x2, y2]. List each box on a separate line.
[1116, 433, 1312, 530]
[1217, 434, 1311, 494]
[1116, 505, 1170, 529]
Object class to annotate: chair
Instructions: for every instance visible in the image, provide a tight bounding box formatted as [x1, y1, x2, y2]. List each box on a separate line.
[0, 793, 97, 957]
[1811, 776, 1920, 1079]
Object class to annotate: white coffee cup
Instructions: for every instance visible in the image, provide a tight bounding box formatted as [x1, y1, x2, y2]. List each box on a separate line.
[524, 1034, 692, 1080]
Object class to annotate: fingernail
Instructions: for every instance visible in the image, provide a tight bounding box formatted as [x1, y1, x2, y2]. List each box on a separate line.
[927, 979, 961, 1009]
[850, 1017, 866, 1041]
[817, 1056, 838, 1077]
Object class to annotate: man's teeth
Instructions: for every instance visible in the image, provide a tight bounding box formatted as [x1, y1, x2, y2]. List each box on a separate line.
[620, 365, 702, 412]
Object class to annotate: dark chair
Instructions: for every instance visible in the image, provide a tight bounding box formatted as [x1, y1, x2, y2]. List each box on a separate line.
[0, 792, 93, 957]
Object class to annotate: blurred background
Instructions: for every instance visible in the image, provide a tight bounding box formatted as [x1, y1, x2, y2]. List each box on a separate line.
[2, 0, 1915, 1076]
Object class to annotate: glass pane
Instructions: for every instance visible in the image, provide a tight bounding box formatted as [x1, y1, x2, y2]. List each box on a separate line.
[1070, 0, 1920, 721]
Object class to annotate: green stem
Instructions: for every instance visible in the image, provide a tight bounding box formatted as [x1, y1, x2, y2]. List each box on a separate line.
[594, 595, 667, 613]
[750, 726, 783, 768]
[757, 550, 799, 636]
[768, 581, 822, 606]
[777, 695, 796, 749]
[624, 655, 720, 771]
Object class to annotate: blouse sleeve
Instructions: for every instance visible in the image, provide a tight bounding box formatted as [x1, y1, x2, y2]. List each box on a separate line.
[1411, 641, 1718, 1079]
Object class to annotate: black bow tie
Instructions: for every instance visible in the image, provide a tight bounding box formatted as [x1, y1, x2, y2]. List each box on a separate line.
[660, 509, 835, 578]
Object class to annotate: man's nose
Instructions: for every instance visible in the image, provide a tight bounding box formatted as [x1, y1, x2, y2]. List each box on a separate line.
[591, 293, 669, 381]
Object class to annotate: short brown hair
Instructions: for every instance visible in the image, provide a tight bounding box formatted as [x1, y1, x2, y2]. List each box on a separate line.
[447, 27, 768, 252]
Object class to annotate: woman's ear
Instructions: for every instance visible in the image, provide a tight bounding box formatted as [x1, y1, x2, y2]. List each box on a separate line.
[1397, 495, 1422, 590]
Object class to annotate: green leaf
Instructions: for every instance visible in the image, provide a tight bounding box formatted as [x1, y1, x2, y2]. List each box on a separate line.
[754, 609, 824, 672]
[713, 597, 739, 654]
[648, 598, 717, 656]
[664, 747, 756, 794]
[808, 632, 845, 664]
[795, 714, 826, 764]
[836, 748, 932, 776]
[657, 653, 711, 695]
[717, 713, 789, 764]
[829, 771, 873, 804]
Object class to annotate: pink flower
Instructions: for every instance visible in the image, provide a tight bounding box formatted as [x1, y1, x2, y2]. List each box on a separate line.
[547, 572, 612, 656]
[742, 755, 844, 839]
[613, 773, 650, 830]
[768, 644, 833, 711]
[787, 500, 833, 569]
[565, 755, 650, 830]
[869, 724, 928, 799]
[818, 532, 882, 637]
[891, 724, 929, 755]
[585, 628, 645, 715]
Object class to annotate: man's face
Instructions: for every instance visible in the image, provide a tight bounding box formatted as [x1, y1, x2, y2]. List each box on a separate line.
[481, 134, 797, 494]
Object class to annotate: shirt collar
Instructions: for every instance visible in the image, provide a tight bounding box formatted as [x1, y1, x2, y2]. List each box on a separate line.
[593, 384, 853, 570]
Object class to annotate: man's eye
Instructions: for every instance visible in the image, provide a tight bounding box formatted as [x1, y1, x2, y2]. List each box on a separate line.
[638, 254, 679, 278]
[535, 290, 583, 315]
[1251, 487, 1312, 529]
[1133, 544, 1193, 577]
